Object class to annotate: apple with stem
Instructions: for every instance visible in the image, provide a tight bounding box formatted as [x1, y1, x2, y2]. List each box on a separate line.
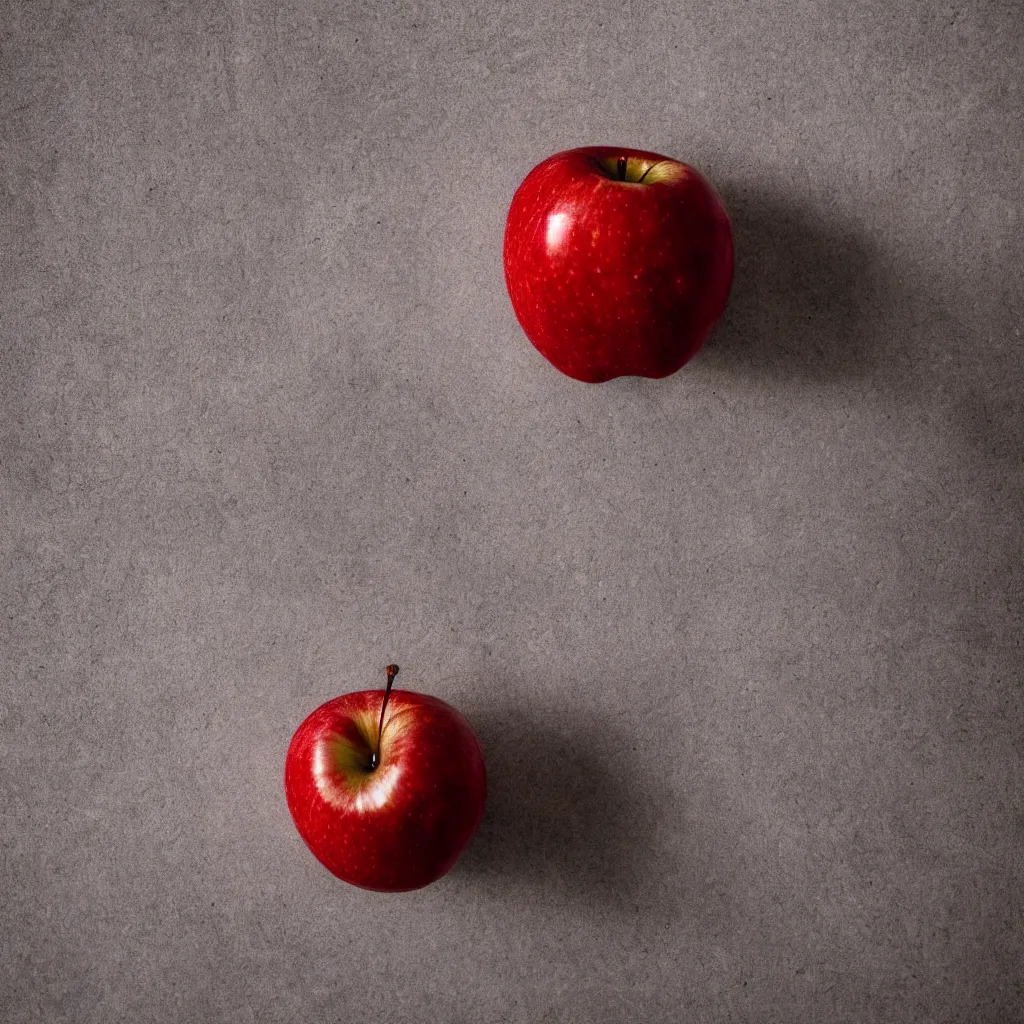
[503, 145, 734, 383]
[285, 665, 487, 891]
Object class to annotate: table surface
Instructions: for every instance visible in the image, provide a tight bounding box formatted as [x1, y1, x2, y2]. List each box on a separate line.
[4, 1, 1022, 1021]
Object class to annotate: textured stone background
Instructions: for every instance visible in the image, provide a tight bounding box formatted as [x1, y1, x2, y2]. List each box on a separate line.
[3, 1, 1022, 1021]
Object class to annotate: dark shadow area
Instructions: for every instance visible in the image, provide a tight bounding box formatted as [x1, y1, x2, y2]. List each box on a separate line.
[454, 700, 715, 924]
[695, 183, 887, 380]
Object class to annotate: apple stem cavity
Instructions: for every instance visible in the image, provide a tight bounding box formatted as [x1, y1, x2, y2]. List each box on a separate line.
[369, 664, 399, 771]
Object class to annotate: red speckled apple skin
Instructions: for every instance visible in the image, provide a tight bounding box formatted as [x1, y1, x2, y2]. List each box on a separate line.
[503, 146, 734, 383]
[284, 689, 487, 892]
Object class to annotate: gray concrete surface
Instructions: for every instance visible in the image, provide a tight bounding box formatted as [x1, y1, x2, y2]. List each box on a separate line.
[3, 1, 1022, 1021]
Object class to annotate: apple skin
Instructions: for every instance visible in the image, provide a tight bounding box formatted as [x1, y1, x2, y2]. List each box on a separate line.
[285, 687, 486, 892]
[503, 145, 734, 383]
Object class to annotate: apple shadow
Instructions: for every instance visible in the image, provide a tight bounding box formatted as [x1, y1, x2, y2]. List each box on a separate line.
[693, 184, 888, 381]
[454, 703, 717, 924]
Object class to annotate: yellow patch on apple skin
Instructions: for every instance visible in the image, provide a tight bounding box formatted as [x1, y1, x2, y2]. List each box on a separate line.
[312, 735, 365, 806]
[595, 155, 689, 185]
[639, 160, 689, 185]
[311, 705, 415, 809]
[314, 744, 404, 811]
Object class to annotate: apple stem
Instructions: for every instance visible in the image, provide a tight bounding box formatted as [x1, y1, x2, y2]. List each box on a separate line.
[617, 156, 627, 181]
[369, 664, 399, 770]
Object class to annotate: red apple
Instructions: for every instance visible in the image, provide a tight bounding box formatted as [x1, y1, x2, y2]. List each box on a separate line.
[285, 666, 486, 891]
[503, 145, 734, 383]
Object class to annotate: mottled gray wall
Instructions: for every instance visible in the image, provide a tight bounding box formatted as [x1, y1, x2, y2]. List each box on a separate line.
[3, 1, 1022, 1021]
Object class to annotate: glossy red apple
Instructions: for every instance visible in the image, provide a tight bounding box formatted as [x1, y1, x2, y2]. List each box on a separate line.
[285, 666, 486, 891]
[503, 145, 734, 383]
